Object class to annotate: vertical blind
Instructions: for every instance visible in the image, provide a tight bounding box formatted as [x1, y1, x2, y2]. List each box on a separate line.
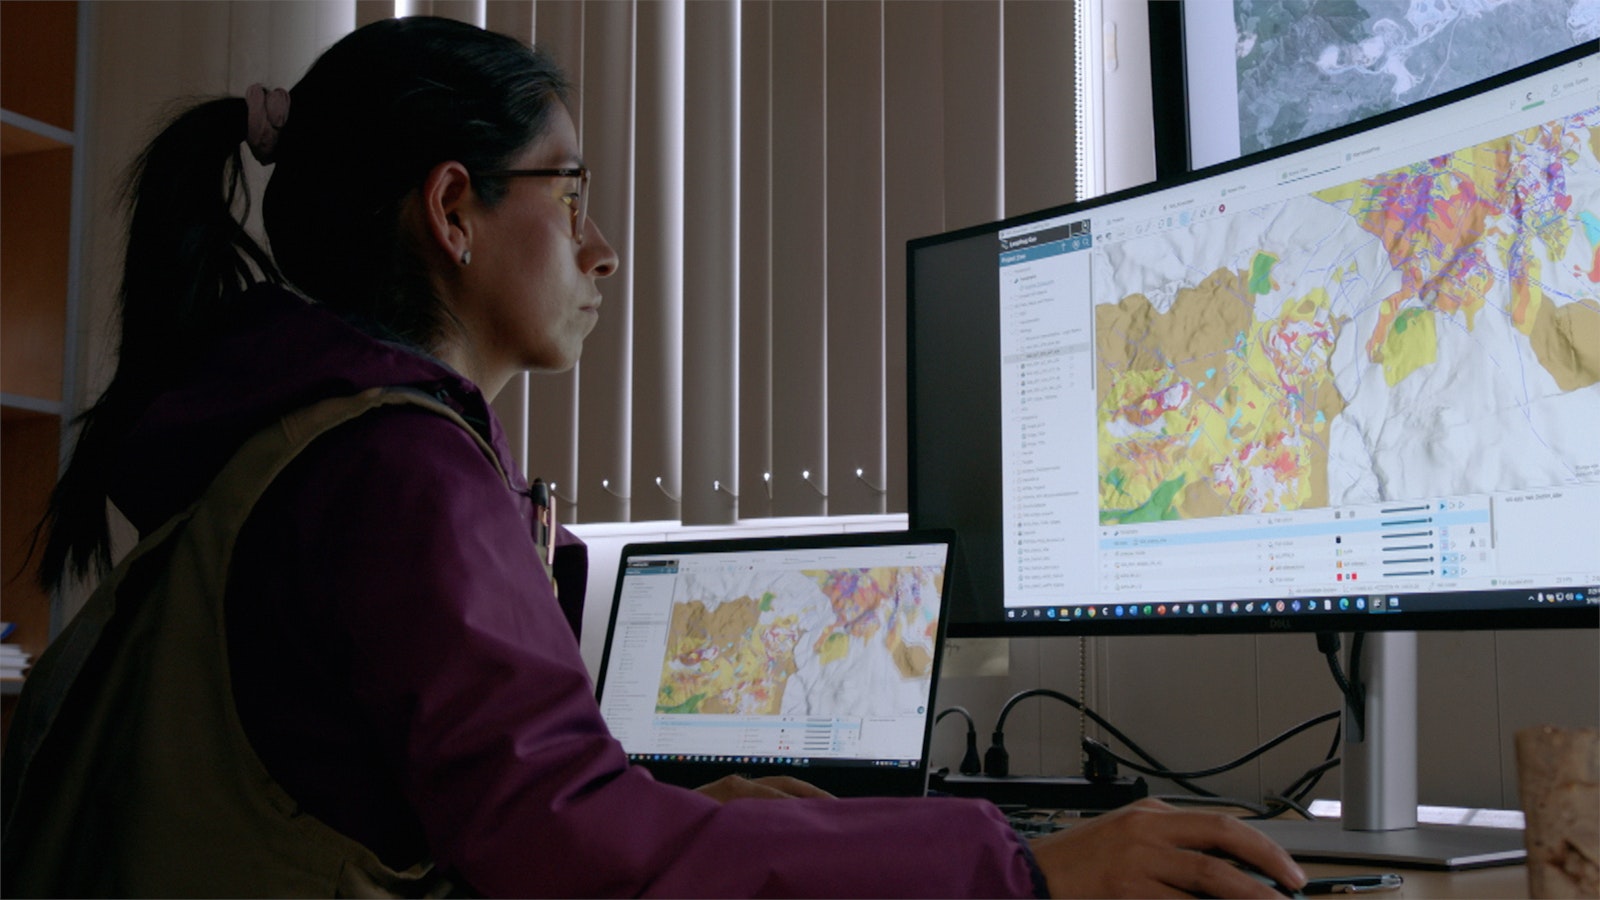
[97, 0, 1083, 529]
[458, 0, 1082, 527]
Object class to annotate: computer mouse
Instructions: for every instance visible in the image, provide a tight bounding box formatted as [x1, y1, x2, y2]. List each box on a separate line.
[1237, 865, 1306, 899]
[1196, 854, 1307, 899]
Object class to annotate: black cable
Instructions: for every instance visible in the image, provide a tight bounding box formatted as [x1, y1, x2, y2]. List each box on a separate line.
[985, 687, 1346, 812]
[934, 706, 982, 775]
[986, 689, 1201, 788]
[1318, 631, 1366, 740]
[1286, 714, 1344, 807]
[1281, 754, 1342, 803]
[985, 688, 1332, 801]
[1083, 710, 1339, 781]
[1243, 716, 1346, 821]
[1317, 632, 1355, 698]
[1254, 791, 1319, 821]
[1254, 752, 1344, 816]
[1156, 793, 1274, 818]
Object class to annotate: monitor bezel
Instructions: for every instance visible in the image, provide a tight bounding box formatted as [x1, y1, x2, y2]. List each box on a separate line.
[908, 43, 1600, 639]
[591, 528, 958, 797]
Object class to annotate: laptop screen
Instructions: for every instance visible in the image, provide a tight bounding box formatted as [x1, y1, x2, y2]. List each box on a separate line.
[594, 529, 955, 797]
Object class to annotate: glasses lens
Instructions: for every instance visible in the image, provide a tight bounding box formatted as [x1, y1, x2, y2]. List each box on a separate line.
[574, 170, 590, 243]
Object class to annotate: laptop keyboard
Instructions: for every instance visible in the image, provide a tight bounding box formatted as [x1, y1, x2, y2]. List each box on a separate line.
[1006, 809, 1076, 839]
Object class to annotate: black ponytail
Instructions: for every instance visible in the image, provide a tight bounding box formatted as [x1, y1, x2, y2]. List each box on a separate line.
[38, 96, 279, 591]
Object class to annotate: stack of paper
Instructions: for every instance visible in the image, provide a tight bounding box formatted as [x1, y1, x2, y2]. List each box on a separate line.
[1, 622, 30, 679]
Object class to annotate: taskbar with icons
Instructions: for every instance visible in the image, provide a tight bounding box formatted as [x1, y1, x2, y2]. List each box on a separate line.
[1005, 585, 1594, 622]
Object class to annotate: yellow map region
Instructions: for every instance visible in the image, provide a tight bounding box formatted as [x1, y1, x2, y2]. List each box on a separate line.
[657, 596, 799, 715]
[1097, 264, 1347, 522]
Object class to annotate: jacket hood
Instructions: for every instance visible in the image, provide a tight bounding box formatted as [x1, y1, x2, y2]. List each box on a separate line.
[110, 283, 517, 534]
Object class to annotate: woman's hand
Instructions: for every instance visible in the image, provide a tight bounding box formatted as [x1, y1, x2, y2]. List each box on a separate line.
[694, 774, 836, 803]
[1029, 798, 1307, 898]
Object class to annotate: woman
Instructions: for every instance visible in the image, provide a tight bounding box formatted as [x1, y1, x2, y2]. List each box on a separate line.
[5, 16, 1303, 898]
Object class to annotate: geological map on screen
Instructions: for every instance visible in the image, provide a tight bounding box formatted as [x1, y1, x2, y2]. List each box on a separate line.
[655, 566, 941, 718]
[1095, 110, 1600, 525]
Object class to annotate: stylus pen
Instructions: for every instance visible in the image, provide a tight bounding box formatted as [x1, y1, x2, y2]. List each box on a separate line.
[1302, 874, 1403, 894]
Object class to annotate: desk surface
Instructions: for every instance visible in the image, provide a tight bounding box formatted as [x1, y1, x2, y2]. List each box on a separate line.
[1019, 809, 1532, 897]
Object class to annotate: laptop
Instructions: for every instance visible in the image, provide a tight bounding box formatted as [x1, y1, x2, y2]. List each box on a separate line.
[594, 529, 956, 798]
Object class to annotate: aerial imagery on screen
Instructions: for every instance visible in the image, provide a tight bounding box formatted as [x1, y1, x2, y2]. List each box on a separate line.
[1233, 0, 1599, 157]
[655, 565, 942, 718]
[1094, 109, 1600, 526]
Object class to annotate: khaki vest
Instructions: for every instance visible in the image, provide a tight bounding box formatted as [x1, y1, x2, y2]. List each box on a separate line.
[2, 388, 509, 898]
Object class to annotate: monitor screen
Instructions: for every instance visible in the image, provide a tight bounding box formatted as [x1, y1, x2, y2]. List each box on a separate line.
[1155, 1, 1596, 172]
[591, 530, 955, 797]
[910, 44, 1600, 638]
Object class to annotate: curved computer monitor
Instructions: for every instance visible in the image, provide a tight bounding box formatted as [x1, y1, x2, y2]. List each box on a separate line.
[909, 43, 1600, 641]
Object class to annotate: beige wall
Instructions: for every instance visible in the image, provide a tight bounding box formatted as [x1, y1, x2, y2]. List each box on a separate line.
[76, 1, 355, 417]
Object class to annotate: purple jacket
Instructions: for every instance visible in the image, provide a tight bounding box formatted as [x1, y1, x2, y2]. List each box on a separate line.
[111, 284, 1042, 898]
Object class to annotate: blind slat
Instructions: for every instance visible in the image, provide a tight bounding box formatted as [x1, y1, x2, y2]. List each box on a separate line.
[767, 0, 828, 518]
[941, 1, 1004, 230]
[737, 0, 775, 518]
[825, 0, 886, 517]
[628, 0, 684, 522]
[883, 1, 946, 515]
[574, 0, 636, 523]
[354, 0, 392, 28]
[491, 373, 530, 479]
[486, 0, 534, 41]
[1004, 0, 1078, 215]
[528, 0, 587, 510]
[682, 0, 740, 525]
[431, 1, 485, 25]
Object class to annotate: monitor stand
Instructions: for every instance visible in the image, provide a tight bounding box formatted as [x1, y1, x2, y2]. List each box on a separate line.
[1252, 631, 1527, 870]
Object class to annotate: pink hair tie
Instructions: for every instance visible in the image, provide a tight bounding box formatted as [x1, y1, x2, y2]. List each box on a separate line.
[244, 83, 291, 164]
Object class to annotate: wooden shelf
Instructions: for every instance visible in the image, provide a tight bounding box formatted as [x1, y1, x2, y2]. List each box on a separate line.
[0, 143, 71, 404]
[0, 1, 78, 132]
[0, 0, 79, 746]
[2, 111, 74, 155]
[2, 393, 65, 419]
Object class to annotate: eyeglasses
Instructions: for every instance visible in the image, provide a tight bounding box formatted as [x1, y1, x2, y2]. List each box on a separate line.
[474, 166, 590, 244]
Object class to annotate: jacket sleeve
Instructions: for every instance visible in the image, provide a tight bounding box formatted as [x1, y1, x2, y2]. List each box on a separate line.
[290, 409, 1041, 899]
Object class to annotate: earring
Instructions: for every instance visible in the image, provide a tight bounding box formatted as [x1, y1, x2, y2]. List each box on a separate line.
[460, 248, 472, 266]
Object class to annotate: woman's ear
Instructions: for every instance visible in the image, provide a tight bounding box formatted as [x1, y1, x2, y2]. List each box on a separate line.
[420, 160, 476, 266]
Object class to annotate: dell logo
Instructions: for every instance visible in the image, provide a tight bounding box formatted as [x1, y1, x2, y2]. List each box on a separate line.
[1268, 617, 1293, 630]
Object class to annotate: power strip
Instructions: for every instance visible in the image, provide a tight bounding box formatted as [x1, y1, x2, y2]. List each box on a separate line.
[928, 772, 1149, 811]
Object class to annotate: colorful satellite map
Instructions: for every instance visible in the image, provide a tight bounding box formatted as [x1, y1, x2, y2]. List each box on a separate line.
[656, 566, 942, 718]
[1096, 111, 1600, 523]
